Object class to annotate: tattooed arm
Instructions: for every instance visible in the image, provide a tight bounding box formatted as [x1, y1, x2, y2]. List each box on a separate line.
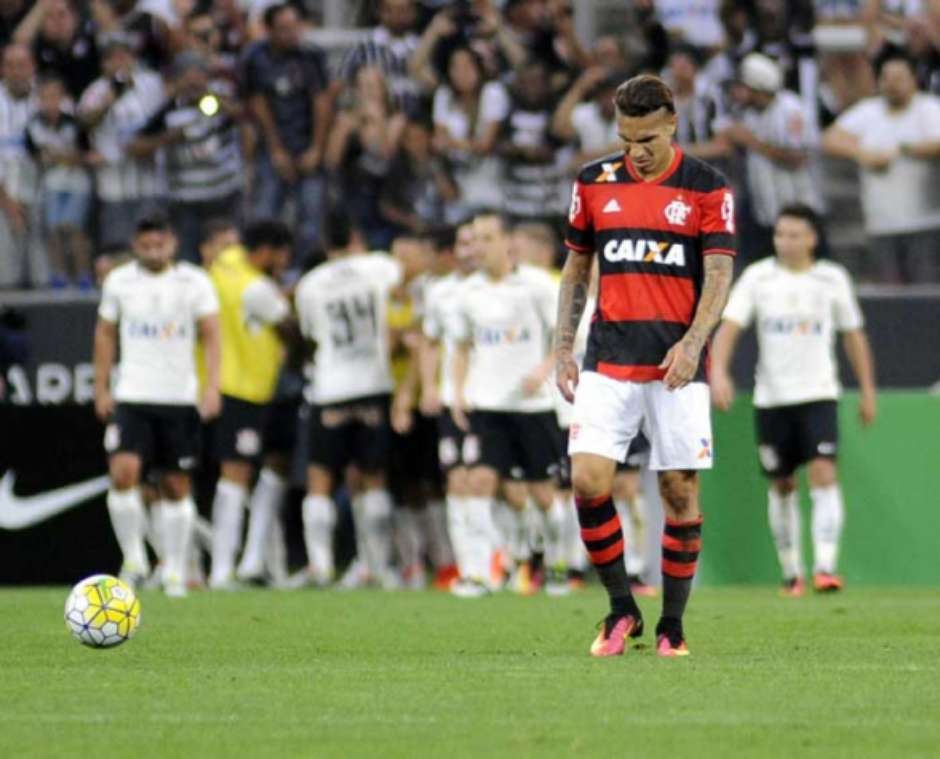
[554, 251, 593, 402]
[660, 254, 735, 391]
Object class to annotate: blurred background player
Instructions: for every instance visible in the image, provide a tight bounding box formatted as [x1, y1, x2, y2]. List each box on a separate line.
[420, 220, 483, 594]
[205, 219, 295, 590]
[451, 211, 561, 596]
[556, 75, 736, 657]
[711, 203, 877, 595]
[94, 211, 220, 597]
[293, 213, 401, 588]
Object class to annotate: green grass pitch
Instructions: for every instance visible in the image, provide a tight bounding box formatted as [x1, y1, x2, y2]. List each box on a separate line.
[2, 586, 939, 758]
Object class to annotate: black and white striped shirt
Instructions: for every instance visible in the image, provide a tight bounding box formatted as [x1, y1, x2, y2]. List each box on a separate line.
[338, 27, 420, 114]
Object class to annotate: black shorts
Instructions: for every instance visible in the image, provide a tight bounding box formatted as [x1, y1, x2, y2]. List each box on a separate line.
[308, 394, 391, 475]
[755, 400, 838, 478]
[555, 430, 650, 488]
[390, 412, 441, 497]
[265, 398, 300, 456]
[105, 403, 201, 473]
[472, 410, 559, 482]
[214, 395, 268, 463]
[437, 409, 482, 473]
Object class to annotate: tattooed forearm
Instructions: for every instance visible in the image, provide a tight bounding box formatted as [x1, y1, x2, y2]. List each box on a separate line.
[554, 251, 593, 355]
[685, 254, 734, 350]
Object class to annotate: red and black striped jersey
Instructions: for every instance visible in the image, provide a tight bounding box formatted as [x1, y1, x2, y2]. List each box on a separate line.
[564, 146, 736, 383]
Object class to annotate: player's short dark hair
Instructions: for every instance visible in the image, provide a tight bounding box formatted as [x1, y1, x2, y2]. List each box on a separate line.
[473, 208, 512, 234]
[875, 46, 917, 78]
[243, 219, 293, 252]
[134, 209, 171, 235]
[263, 2, 295, 28]
[615, 74, 675, 117]
[37, 73, 67, 91]
[200, 217, 237, 246]
[777, 203, 819, 231]
[324, 208, 354, 250]
[428, 225, 457, 253]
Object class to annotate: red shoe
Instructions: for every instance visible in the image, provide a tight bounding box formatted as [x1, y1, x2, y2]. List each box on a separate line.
[779, 577, 805, 598]
[655, 618, 690, 657]
[590, 614, 643, 658]
[433, 564, 460, 591]
[630, 581, 658, 598]
[813, 572, 844, 593]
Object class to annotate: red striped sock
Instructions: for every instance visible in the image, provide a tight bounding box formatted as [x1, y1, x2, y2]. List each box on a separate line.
[661, 516, 703, 620]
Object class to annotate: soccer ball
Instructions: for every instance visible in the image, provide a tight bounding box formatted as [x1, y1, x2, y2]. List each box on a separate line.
[64, 574, 141, 648]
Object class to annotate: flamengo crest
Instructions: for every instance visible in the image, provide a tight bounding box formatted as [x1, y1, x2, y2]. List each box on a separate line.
[664, 198, 693, 226]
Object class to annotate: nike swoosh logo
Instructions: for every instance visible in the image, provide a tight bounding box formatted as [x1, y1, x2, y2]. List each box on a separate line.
[0, 471, 109, 530]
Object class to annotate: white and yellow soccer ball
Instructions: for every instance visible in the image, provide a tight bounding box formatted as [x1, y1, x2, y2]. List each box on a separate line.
[64, 574, 141, 648]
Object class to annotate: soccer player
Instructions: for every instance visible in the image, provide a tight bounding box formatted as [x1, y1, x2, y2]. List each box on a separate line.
[556, 75, 736, 657]
[94, 211, 221, 597]
[710, 203, 877, 595]
[420, 220, 481, 591]
[206, 219, 295, 589]
[451, 211, 561, 596]
[293, 214, 401, 587]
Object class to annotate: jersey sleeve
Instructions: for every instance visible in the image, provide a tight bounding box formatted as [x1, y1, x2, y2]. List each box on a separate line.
[699, 184, 736, 257]
[294, 278, 315, 339]
[564, 179, 594, 253]
[242, 278, 289, 326]
[832, 266, 864, 331]
[422, 286, 444, 340]
[721, 267, 755, 327]
[98, 274, 120, 323]
[192, 271, 220, 319]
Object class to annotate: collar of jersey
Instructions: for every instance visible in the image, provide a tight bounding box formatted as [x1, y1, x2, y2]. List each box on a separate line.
[624, 145, 683, 185]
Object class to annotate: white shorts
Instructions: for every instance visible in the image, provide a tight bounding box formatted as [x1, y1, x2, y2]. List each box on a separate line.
[567, 371, 713, 471]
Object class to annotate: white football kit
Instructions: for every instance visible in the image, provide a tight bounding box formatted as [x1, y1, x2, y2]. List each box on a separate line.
[294, 252, 403, 405]
[98, 261, 219, 405]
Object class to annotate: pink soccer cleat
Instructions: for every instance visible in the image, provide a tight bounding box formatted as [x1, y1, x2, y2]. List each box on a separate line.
[590, 614, 643, 658]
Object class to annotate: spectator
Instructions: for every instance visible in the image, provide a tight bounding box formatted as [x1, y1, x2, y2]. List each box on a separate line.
[128, 51, 244, 264]
[339, 0, 422, 114]
[722, 52, 822, 262]
[822, 50, 940, 282]
[379, 115, 457, 236]
[13, 0, 102, 102]
[642, 0, 725, 50]
[88, 0, 172, 71]
[78, 34, 165, 251]
[498, 59, 569, 224]
[198, 217, 239, 268]
[813, 0, 876, 111]
[552, 67, 622, 167]
[0, 0, 29, 47]
[501, 0, 590, 87]
[0, 44, 47, 289]
[431, 46, 509, 219]
[591, 34, 632, 71]
[243, 2, 330, 259]
[666, 44, 731, 161]
[326, 65, 406, 249]
[184, 8, 240, 94]
[25, 75, 93, 289]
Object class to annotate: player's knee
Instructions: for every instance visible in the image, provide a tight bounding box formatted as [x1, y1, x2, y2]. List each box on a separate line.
[109, 455, 140, 490]
[447, 468, 470, 496]
[658, 470, 699, 518]
[772, 476, 797, 495]
[571, 466, 607, 499]
[221, 460, 253, 487]
[807, 458, 837, 488]
[528, 481, 555, 510]
[466, 467, 498, 498]
[160, 473, 191, 501]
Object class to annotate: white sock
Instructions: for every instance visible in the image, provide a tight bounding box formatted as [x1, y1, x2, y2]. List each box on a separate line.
[146, 500, 165, 563]
[107, 488, 150, 573]
[559, 492, 587, 572]
[505, 506, 530, 564]
[768, 488, 803, 580]
[613, 496, 637, 576]
[162, 497, 196, 586]
[811, 484, 844, 574]
[264, 513, 289, 583]
[210, 479, 246, 585]
[360, 489, 394, 575]
[302, 494, 337, 580]
[532, 504, 564, 570]
[446, 494, 472, 579]
[237, 468, 287, 578]
[421, 499, 454, 569]
[622, 495, 648, 577]
[395, 507, 424, 571]
[464, 496, 495, 585]
[490, 499, 513, 556]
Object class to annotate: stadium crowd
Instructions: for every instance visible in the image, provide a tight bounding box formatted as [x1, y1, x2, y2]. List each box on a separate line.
[1, 0, 940, 289]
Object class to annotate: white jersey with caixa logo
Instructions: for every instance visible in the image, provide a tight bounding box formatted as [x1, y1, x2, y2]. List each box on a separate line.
[98, 261, 219, 405]
[422, 270, 473, 408]
[295, 252, 403, 405]
[453, 264, 558, 413]
[722, 257, 863, 408]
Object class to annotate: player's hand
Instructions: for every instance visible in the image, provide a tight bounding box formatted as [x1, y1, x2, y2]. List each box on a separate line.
[271, 146, 297, 182]
[659, 338, 702, 391]
[555, 350, 579, 403]
[710, 371, 735, 411]
[859, 389, 877, 427]
[391, 394, 414, 435]
[451, 399, 470, 433]
[199, 387, 222, 420]
[857, 149, 895, 172]
[419, 388, 442, 417]
[299, 146, 322, 175]
[95, 390, 114, 422]
[521, 371, 546, 397]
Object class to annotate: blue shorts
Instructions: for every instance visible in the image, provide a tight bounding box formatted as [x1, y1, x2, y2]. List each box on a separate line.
[42, 190, 90, 229]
